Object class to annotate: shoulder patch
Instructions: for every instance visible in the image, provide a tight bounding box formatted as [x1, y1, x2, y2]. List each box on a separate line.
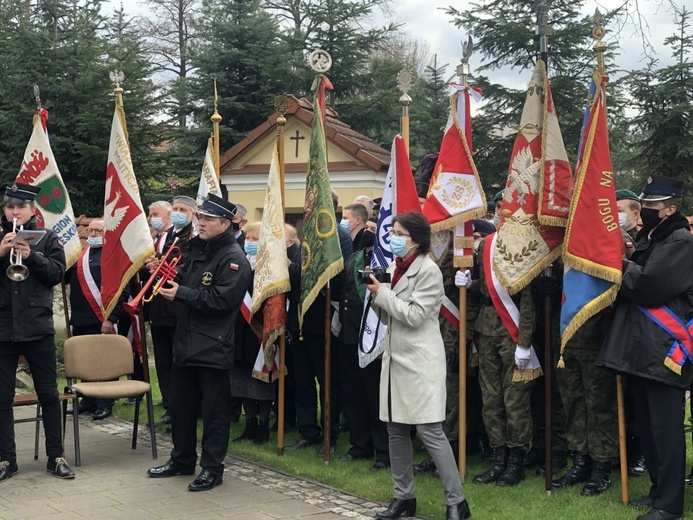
[229, 262, 239, 271]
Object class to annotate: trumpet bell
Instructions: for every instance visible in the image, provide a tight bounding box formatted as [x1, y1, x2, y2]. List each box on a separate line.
[6, 264, 29, 282]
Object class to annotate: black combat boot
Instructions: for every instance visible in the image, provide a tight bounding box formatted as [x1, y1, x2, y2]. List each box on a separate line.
[537, 450, 568, 476]
[552, 452, 592, 489]
[581, 460, 612, 496]
[233, 418, 258, 442]
[496, 448, 526, 487]
[472, 446, 507, 484]
[523, 445, 543, 469]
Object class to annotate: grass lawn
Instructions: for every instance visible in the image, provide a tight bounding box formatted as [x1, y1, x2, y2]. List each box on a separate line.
[102, 373, 693, 520]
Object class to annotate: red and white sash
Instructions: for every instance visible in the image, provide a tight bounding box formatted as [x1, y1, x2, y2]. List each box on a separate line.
[77, 247, 104, 322]
[440, 295, 460, 329]
[483, 233, 520, 342]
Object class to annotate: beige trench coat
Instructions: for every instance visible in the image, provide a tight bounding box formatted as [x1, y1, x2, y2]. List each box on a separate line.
[371, 254, 446, 424]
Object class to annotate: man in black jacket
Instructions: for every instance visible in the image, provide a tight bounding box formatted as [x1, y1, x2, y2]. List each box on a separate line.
[0, 182, 74, 482]
[147, 194, 250, 492]
[597, 175, 693, 520]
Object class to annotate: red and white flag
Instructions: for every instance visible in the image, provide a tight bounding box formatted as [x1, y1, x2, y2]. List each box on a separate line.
[101, 93, 155, 319]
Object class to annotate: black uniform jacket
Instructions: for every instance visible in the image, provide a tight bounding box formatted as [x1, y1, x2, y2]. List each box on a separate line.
[596, 213, 693, 389]
[0, 216, 65, 342]
[172, 231, 250, 370]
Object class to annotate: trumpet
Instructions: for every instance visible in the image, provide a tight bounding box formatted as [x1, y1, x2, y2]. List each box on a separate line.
[6, 218, 29, 282]
[124, 238, 181, 316]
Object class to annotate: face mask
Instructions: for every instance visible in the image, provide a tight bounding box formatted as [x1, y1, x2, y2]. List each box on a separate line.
[171, 211, 188, 227]
[474, 241, 481, 252]
[640, 207, 664, 230]
[618, 212, 629, 229]
[390, 236, 410, 258]
[362, 230, 375, 248]
[244, 241, 258, 256]
[339, 219, 352, 233]
[493, 215, 500, 228]
[87, 237, 103, 248]
[232, 221, 241, 233]
[150, 217, 165, 232]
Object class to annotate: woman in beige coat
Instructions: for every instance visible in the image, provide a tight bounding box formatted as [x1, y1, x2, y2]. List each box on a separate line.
[366, 212, 471, 520]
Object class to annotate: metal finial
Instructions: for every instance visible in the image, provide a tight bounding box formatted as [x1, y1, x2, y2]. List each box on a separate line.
[308, 49, 332, 74]
[211, 79, 222, 124]
[592, 8, 607, 73]
[457, 36, 474, 85]
[109, 70, 124, 88]
[534, 0, 553, 57]
[33, 85, 41, 110]
[274, 94, 289, 126]
[397, 70, 413, 107]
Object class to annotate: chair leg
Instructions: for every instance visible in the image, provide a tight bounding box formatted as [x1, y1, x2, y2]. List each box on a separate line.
[61, 399, 68, 447]
[72, 396, 81, 467]
[146, 390, 158, 460]
[34, 403, 41, 460]
[132, 397, 141, 450]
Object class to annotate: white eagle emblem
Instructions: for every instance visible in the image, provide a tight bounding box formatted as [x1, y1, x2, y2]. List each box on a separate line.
[104, 176, 129, 232]
[505, 146, 541, 206]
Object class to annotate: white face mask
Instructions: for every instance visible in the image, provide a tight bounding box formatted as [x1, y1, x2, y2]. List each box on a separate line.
[87, 236, 103, 248]
[618, 212, 629, 229]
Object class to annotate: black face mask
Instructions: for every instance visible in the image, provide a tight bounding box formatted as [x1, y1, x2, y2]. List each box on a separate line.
[231, 221, 241, 233]
[361, 230, 375, 248]
[640, 207, 664, 230]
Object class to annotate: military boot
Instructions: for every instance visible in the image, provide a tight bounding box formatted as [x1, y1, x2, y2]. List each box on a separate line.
[581, 460, 612, 496]
[552, 453, 592, 489]
[537, 450, 568, 476]
[473, 446, 508, 484]
[496, 448, 526, 487]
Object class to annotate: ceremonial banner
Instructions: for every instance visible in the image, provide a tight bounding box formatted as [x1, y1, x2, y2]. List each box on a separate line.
[16, 109, 81, 268]
[250, 143, 290, 380]
[299, 75, 343, 327]
[422, 85, 486, 232]
[560, 72, 623, 357]
[493, 60, 573, 295]
[359, 134, 420, 367]
[101, 94, 155, 319]
[196, 136, 221, 205]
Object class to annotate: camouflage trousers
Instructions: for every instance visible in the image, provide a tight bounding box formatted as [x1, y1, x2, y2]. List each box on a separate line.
[555, 347, 618, 462]
[442, 362, 484, 445]
[478, 334, 534, 450]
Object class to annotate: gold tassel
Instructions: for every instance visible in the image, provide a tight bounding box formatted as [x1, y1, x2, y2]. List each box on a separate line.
[557, 355, 565, 369]
[469, 352, 479, 367]
[512, 366, 544, 383]
[664, 357, 682, 375]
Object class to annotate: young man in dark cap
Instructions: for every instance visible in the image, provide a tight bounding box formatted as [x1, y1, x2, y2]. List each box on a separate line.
[147, 194, 250, 491]
[0, 182, 74, 482]
[597, 175, 693, 520]
[616, 189, 641, 243]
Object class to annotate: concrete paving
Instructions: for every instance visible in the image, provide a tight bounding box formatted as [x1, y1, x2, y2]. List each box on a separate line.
[1, 407, 392, 520]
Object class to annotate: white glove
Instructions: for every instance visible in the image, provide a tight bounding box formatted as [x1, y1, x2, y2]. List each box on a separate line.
[454, 269, 473, 289]
[514, 345, 531, 370]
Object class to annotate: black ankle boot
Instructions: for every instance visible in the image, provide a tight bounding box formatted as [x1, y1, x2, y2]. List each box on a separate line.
[446, 499, 471, 520]
[581, 460, 612, 496]
[552, 453, 592, 489]
[523, 446, 544, 468]
[496, 448, 526, 487]
[254, 421, 270, 444]
[473, 446, 507, 484]
[376, 498, 417, 519]
[234, 418, 258, 442]
[537, 450, 568, 476]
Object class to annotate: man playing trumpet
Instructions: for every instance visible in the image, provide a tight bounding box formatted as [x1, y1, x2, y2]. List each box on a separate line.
[0, 182, 74, 482]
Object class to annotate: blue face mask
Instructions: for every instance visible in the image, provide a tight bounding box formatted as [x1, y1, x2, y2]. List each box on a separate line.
[171, 211, 188, 227]
[87, 237, 103, 248]
[493, 214, 500, 228]
[244, 241, 258, 256]
[390, 236, 410, 258]
[150, 216, 165, 232]
[339, 219, 352, 233]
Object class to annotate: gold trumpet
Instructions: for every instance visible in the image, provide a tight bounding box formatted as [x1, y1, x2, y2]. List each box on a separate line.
[6, 218, 29, 282]
[124, 238, 181, 316]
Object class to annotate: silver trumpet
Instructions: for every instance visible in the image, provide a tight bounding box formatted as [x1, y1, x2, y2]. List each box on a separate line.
[7, 218, 29, 281]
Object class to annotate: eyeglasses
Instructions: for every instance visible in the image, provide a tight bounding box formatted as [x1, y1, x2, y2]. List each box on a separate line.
[86, 228, 104, 235]
[387, 230, 410, 238]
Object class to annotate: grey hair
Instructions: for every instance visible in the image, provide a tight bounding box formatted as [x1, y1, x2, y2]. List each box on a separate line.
[149, 200, 172, 212]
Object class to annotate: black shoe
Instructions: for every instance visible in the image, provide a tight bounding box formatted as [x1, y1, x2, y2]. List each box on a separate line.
[629, 454, 648, 476]
[271, 420, 296, 433]
[581, 460, 612, 496]
[78, 401, 97, 414]
[496, 448, 525, 487]
[47, 457, 75, 479]
[92, 407, 112, 421]
[0, 461, 18, 482]
[234, 418, 258, 442]
[552, 453, 592, 489]
[188, 469, 223, 492]
[629, 497, 654, 508]
[285, 438, 318, 450]
[446, 499, 472, 520]
[523, 446, 543, 468]
[254, 421, 270, 445]
[122, 397, 136, 406]
[413, 456, 436, 474]
[339, 453, 366, 462]
[376, 497, 417, 519]
[316, 444, 336, 457]
[636, 509, 681, 520]
[370, 461, 391, 472]
[155, 414, 172, 427]
[537, 450, 568, 476]
[473, 446, 508, 484]
[686, 466, 693, 484]
[147, 459, 196, 478]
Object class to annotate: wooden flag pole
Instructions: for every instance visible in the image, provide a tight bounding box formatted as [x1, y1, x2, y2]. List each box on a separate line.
[211, 79, 222, 182]
[397, 71, 412, 156]
[458, 285, 467, 479]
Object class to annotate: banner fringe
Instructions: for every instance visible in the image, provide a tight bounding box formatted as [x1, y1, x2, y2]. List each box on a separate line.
[664, 357, 683, 375]
[494, 245, 562, 296]
[299, 258, 344, 329]
[250, 281, 290, 316]
[430, 206, 487, 233]
[453, 255, 474, 268]
[512, 366, 543, 382]
[560, 283, 619, 349]
[359, 339, 385, 368]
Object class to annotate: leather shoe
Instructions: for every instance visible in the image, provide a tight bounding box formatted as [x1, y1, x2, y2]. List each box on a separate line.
[0, 461, 19, 482]
[446, 499, 472, 520]
[370, 461, 391, 472]
[147, 459, 195, 478]
[629, 454, 648, 476]
[92, 408, 112, 421]
[413, 456, 436, 474]
[188, 469, 223, 492]
[155, 414, 172, 426]
[122, 397, 136, 406]
[376, 497, 417, 519]
[78, 401, 97, 414]
[629, 496, 654, 508]
[636, 509, 681, 520]
[316, 444, 336, 457]
[685, 466, 693, 484]
[47, 457, 75, 479]
[285, 438, 318, 450]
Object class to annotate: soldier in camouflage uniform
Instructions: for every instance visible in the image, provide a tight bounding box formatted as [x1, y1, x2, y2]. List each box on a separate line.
[617, 189, 640, 244]
[467, 237, 537, 487]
